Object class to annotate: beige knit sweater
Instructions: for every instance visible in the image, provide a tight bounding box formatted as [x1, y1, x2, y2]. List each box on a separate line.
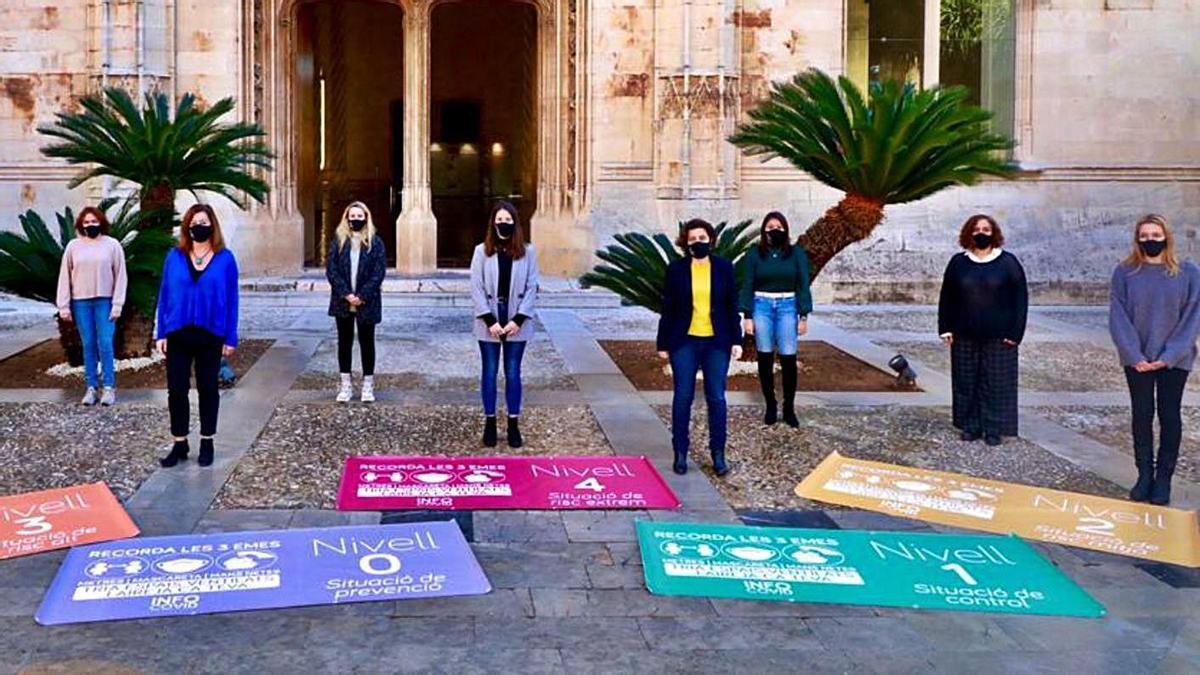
[55, 235, 128, 313]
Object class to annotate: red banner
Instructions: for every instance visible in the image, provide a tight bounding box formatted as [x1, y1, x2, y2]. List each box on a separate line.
[1, 483, 139, 559]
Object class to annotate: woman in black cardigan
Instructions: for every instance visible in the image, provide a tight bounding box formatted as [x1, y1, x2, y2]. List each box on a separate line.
[657, 219, 743, 476]
[326, 201, 387, 403]
[938, 214, 1028, 446]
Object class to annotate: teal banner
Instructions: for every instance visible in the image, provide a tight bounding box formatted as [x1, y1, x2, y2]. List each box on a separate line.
[636, 521, 1104, 618]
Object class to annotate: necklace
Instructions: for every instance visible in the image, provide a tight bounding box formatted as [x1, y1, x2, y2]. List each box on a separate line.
[193, 248, 211, 266]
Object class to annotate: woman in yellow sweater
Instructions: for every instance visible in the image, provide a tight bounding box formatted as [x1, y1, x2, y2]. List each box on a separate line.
[656, 219, 744, 475]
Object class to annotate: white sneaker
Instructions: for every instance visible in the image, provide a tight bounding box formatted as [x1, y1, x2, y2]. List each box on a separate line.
[360, 378, 375, 403]
[81, 387, 97, 406]
[99, 387, 116, 406]
[336, 382, 353, 403]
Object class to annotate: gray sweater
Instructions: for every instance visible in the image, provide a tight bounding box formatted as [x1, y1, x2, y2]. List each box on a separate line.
[1109, 261, 1200, 370]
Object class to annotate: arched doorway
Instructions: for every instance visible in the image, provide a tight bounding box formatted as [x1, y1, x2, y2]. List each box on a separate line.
[429, 0, 538, 268]
[296, 0, 404, 266]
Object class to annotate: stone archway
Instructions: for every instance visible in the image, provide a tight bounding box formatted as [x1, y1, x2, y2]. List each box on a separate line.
[240, 0, 589, 274]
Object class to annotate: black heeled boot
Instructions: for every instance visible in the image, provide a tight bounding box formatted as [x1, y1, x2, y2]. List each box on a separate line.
[160, 440, 189, 468]
[780, 354, 799, 428]
[482, 416, 498, 447]
[672, 450, 688, 475]
[757, 351, 777, 425]
[711, 448, 729, 477]
[1129, 446, 1155, 502]
[198, 438, 215, 467]
[507, 416, 524, 448]
[1150, 446, 1177, 506]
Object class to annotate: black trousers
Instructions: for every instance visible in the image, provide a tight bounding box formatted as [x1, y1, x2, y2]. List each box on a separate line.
[1124, 367, 1188, 470]
[951, 337, 1019, 437]
[336, 315, 376, 376]
[166, 327, 223, 438]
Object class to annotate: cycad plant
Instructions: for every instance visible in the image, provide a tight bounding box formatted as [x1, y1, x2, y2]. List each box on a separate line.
[38, 87, 272, 214]
[580, 220, 757, 314]
[0, 200, 176, 365]
[729, 68, 1016, 279]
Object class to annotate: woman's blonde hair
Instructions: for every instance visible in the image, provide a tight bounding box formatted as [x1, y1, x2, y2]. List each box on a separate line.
[1122, 214, 1179, 276]
[334, 201, 377, 252]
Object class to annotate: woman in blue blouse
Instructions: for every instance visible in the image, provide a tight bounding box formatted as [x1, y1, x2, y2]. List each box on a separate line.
[155, 204, 239, 468]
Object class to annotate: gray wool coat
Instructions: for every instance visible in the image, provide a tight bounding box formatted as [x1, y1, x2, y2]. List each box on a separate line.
[470, 243, 539, 342]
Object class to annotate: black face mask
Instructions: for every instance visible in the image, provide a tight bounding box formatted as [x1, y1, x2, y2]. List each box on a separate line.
[971, 233, 993, 250]
[766, 229, 787, 247]
[495, 222, 515, 239]
[83, 225, 101, 239]
[189, 225, 213, 243]
[348, 219, 366, 232]
[689, 241, 711, 259]
[1139, 239, 1167, 258]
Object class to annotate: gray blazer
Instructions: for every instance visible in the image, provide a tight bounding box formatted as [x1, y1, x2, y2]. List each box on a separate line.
[470, 243, 539, 342]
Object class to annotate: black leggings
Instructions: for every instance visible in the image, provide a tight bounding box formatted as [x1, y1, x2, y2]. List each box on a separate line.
[1125, 367, 1189, 468]
[336, 316, 376, 376]
[166, 327, 223, 438]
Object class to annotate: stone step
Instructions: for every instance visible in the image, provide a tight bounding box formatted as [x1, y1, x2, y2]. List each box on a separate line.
[239, 276, 625, 308]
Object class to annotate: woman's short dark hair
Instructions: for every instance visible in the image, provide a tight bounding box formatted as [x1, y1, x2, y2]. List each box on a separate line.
[676, 218, 716, 249]
[74, 206, 111, 236]
[958, 214, 1005, 250]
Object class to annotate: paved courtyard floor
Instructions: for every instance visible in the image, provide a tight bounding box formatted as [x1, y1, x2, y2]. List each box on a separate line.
[0, 291, 1197, 674]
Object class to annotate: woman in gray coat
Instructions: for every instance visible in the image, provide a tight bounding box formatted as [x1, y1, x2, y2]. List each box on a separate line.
[471, 200, 539, 447]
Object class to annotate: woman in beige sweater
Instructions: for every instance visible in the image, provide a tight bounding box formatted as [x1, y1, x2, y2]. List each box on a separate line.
[56, 206, 127, 406]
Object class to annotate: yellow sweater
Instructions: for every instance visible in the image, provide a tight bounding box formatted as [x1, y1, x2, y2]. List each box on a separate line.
[688, 259, 714, 337]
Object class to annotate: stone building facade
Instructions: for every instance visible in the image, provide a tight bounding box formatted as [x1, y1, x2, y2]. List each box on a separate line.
[0, 0, 1196, 300]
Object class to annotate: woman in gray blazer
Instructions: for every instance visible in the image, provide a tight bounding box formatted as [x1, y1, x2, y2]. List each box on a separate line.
[471, 200, 539, 448]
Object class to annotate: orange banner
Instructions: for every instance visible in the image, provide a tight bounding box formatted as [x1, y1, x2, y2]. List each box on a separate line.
[796, 452, 1200, 568]
[1, 483, 139, 559]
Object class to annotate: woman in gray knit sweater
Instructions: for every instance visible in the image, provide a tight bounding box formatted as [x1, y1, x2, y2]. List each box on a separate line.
[1109, 214, 1200, 505]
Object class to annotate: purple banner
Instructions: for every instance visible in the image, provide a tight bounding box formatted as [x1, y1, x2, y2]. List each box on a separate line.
[36, 521, 490, 625]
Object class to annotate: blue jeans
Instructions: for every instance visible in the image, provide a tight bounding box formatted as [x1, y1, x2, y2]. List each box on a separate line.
[72, 297, 116, 388]
[752, 295, 798, 355]
[479, 340, 526, 416]
[669, 337, 731, 456]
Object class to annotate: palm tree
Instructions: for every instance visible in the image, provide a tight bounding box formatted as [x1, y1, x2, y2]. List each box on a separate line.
[729, 68, 1017, 279]
[38, 87, 272, 215]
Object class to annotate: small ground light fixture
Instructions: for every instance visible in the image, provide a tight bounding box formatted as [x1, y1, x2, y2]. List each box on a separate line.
[888, 354, 917, 387]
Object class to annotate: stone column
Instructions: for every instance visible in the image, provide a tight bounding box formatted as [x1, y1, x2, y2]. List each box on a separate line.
[395, 1, 438, 273]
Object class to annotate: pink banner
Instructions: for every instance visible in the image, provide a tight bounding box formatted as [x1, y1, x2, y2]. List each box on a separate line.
[336, 456, 681, 511]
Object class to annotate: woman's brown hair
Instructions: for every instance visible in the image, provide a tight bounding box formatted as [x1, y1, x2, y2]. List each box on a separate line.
[1122, 214, 1179, 276]
[74, 206, 111, 236]
[957, 214, 1005, 250]
[676, 218, 716, 250]
[757, 211, 793, 258]
[483, 200, 526, 260]
[177, 204, 225, 252]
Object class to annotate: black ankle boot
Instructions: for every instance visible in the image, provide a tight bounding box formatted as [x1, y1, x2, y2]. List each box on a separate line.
[711, 448, 729, 477]
[160, 440, 189, 468]
[757, 351, 777, 425]
[672, 451, 688, 475]
[780, 354, 799, 428]
[198, 438, 214, 467]
[1129, 447, 1155, 502]
[507, 416, 523, 448]
[482, 416, 498, 447]
[1150, 445, 1178, 505]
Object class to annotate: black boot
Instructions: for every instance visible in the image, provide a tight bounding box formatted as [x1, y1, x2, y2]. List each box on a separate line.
[1129, 446, 1155, 502]
[780, 354, 799, 428]
[757, 351, 777, 425]
[482, 416, 498, 447]
[711, 448, 729, 477]
[672, 450, 688, 475]
[507, 416, 524, 448]
[1150, 447, 1177, 506]
[198, 438, 215, 467]
[159, 440, 189, 468]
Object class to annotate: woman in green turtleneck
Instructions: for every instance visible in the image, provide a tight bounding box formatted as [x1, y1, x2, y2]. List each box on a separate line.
[739, 212, 813, 427]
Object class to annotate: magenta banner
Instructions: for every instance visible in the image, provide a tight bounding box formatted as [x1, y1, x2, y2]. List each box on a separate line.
[336, 456, 681, 511]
